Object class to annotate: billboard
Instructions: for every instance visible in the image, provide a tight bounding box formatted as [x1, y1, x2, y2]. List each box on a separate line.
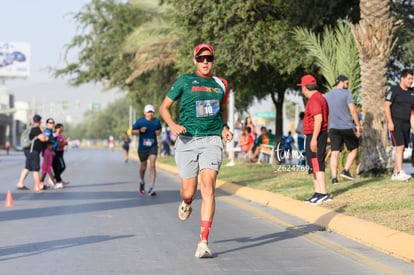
[0, 41, 30, 78]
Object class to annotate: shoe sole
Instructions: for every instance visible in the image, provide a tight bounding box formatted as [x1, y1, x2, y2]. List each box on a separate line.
[305, 194, 318, 204]
[315, 194, 330, 203]
[178, 205, 192, 221]
[195, 251, 213, 258]
[195, 242, 213, 258]
[139, 184, 145, 195]
[316, 197, 332, 204]
[340, 174, 354, 180]
[306, 194, 332, 205]
[391, 176, 411, 181]
[305, 199, 318, 204]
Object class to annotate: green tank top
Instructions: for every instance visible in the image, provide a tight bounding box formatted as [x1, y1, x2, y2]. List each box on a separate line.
[167, 73, 226, 137]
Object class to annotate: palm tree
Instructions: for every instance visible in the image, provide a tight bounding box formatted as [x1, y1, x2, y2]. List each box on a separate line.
[122, 2, 177, 85]
[349, 0, 402, 174]
[293, 21, 360, 97]
[294, 21, 361, 174]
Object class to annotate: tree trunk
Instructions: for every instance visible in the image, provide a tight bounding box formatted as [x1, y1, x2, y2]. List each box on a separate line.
[349, 0, 402, 174]
[271, 90, 284, 139]
[271, 89, 285, 165]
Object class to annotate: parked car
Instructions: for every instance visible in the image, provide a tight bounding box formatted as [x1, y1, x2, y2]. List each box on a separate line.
[12, 51, 26, 62]
[0, 52, 14, 67]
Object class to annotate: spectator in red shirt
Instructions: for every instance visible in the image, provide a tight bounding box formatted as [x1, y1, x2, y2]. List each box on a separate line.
[297, 74, 331, 205]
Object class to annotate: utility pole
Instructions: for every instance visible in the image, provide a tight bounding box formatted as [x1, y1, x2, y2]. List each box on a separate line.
[226, 89, 235, 157]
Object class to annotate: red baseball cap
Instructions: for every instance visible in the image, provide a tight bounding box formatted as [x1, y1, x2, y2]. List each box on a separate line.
[194, 43, 214, 57]
[297, 74, 317, 86]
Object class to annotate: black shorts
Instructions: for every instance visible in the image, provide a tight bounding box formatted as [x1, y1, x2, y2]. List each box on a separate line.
[390, 120, 411, 147]
[138, 146, 158, 162]
[329, 128, 359, 151]
[305, 131, 328, 173]
[24, 149, 41, 171]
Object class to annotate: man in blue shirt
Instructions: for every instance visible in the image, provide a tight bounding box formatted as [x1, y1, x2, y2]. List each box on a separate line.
[325, 75, 361, 184]
[132, 104, 162, 196]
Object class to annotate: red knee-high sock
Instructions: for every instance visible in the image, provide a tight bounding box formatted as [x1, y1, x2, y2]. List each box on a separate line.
[200, 220, 212, 242]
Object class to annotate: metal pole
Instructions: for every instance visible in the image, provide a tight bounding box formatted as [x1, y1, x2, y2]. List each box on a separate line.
[227, 89, 235, 157]
[129, 106, 133, 129]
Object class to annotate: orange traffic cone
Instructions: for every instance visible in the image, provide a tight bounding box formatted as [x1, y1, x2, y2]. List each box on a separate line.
[4, 190, 14, 207]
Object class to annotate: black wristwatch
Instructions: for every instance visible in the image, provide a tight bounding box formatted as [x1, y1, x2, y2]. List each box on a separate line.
[223, 123, 230, 129]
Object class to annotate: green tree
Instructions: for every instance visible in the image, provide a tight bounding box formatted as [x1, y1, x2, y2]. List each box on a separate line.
[68, 97, 130, 140]
[390, 0, 414, 69]
[54, 0, 147, 89]
[123, 1, 176, 85]
[53, 0, 362, 135]
[164, 0, 360, 140]
[54, 0, 414, 152]
[293, 21, 360, 99]
[54, 0, 177, 123]
[121, 0, 178, 113]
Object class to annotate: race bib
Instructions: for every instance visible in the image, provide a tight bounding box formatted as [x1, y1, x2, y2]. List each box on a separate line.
[196, 99, 220, 117]
[143, 139, 153, 147]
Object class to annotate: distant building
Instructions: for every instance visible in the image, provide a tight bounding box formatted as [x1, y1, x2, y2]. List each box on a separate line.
[0, 88, 15, 147]
[14, 101, 31, 148]
[0, 86, 31, 149]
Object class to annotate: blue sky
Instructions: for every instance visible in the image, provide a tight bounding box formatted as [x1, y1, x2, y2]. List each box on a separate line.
[0, 0, 124, 123]
[1, 0, 90, 86]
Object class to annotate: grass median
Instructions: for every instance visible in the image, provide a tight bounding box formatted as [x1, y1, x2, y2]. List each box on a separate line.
[157, 156, 414, 236]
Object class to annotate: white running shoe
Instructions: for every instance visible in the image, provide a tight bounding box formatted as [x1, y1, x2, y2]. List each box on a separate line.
[178, 201, 192, 221]
[55, 182, 64, 189]
[195, 240, 213, 258]
[391, 171, 411, 181]
[226, 161, 235, 167]
[148, 187, 157, 196]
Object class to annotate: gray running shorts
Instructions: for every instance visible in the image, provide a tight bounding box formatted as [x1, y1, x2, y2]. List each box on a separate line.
[174, 135, 223, 179]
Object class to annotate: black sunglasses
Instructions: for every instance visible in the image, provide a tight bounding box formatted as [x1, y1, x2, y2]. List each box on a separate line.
[195, 55, 214, 63]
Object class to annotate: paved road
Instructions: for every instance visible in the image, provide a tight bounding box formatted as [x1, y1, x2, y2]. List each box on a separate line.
[0, 149, 413, 275]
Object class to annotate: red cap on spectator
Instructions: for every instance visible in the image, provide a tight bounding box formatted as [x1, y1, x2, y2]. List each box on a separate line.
[297, 74, 317, 86]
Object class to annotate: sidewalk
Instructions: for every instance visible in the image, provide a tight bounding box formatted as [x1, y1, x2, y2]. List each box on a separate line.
[157, 162, 414, 264]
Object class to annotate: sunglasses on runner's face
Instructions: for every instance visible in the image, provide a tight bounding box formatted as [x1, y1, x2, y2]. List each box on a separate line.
[195, 55, 214, 63]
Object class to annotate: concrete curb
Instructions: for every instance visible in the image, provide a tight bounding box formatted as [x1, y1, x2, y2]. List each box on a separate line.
[156, 162, 414, 263]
